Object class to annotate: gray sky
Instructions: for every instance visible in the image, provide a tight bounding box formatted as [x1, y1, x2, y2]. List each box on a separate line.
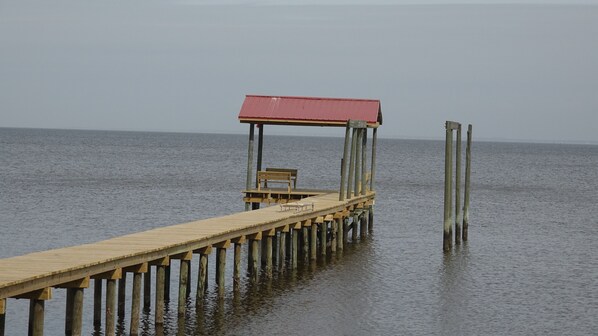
[1, 0, 597, 142]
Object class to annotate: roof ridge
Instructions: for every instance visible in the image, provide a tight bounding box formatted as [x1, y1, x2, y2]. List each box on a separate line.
[245, 94, 380, 103]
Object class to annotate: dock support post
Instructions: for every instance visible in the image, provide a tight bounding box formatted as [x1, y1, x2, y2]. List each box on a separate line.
[65, 289, 73, 335]
[340, 122, 351, 201]
[28, 299, 45, 336]
[310, 224, 317, 260]
[178, 257, 191, 317]
[0, 299, 5, 336]
[337, 217, 344, 251]
[285, 231, 292, 261]
[117, 273, 126, 320]
[354, 129, 362, 196]
[245, 123, 255, 211]
[250, 238, 260, 281]
[106, 279, 116, 336]
[343, 217, 349, 245]
[368, 206, 374, 233]
[302, 226, 309, 262]
[233, 243, 242, 287]
[360, 210, 368, 239]
[320, 221, 327, 257]
[196, 251, 209, 302]
[154, 258, 168, 326]
[352, 212, 359, 242]
[361, 128, 368, 196]
[463, 124, 472, 241]
[164, 262, 170, 302]
[64, 285, 84, 336]
[265, 233, 273, 277]
[370, 127, 378, 191]
[443, 121, 454, 252]
[215, 248, 226, 297]
[93, 279, 102, 327]
[347, 128, 357, 199]
[291, 228, 299, 269]
[279, 230, 286, 269]
[331, 219, 337, 253]
[455, 124, 462, 245]
[143, 271, 151, 310]
[130, 272, 142, 336]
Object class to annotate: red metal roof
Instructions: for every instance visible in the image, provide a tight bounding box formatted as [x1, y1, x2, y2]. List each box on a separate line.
[238, 95, 382, 127]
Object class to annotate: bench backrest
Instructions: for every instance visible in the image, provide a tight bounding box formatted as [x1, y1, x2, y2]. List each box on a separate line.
[258, 171, 292, 181]
[265, 168, 297, 178]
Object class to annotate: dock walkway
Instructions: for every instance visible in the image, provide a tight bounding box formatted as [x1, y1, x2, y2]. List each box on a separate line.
[0, 191, 375, 336]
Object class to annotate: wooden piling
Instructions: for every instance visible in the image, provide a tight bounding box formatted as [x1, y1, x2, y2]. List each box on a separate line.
[256, 124, 264, 189]
[368, 206, 374, 233]
[302, 225, 309, 262]
[0, 298, 5, 336]
[463, 124, 472, 241]
[143, 271, 151, 310]
[251, 239, 259, 281]
[443, 121, 454, 252]
[93, 279, 102, 327]
[370, 127, 378, 191]
[354, 129, 362, 196]
[352, 212, 359, 241]
[71, 288, 83, 336]
[196, 251, 209, 302]
[265, 233, 273, 277]
[233, 243, 242, 287]
[360, 210, 368, 239]
[336, 217, 344, 251]
[343, 217, 349, 245]
[164, 262, 170, 301]
[245, 123, 255, 211]
[340, 122, 351, 201]
[106, 279, 116, 336]
[279, 229, 287, 268]
[215, 247, 226, 297]
[346, 128, 357, 199]
[331, 219, 337, 253]
[29, 299, 45, 336]
[117, 273, 126, 320]
[310, 223, 317, 260]
[65, 288, 73, 335]
[455, 124, 462, 245]
[320, 220, 327, 257]
[153, 258, 169, 326]
[0, 299, 5, 336]
[361, 128, 368, 196]
[130, 273, 141, 336]
[177, 255, 191, 316]
[292, 227, 299, 269]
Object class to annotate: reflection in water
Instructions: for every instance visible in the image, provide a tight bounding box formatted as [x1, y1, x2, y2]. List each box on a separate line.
[439, 243, 470, 334]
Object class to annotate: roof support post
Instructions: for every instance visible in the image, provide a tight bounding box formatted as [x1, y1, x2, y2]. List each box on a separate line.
[347, 128, 357, 199]
[361, 128, 368, 196]
[370, 127, 378, 192]
[339, 122, 351, 201]
[256, 124, 264, 188]
[354, 128, 362, 197]
[245, 123, 255, 211]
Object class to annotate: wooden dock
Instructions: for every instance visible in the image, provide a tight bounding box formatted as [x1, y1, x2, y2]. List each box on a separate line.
[0, 191, 375, 336]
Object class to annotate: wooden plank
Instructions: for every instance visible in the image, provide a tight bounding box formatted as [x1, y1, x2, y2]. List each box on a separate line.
[171, 251, 193, 261]
[55, 276, 89, 289]
[91, 269, 122, 280]
[14, 288, 52, 300]
[124, 263, 148, 274]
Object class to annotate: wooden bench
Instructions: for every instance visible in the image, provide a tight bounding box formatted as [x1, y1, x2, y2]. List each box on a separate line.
[257, 171, 292, 193]
[279, 202, 314, 213]
[266, 168, 298, 189]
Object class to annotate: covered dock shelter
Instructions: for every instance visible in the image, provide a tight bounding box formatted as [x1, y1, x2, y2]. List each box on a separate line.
[238, 94, 383, 210]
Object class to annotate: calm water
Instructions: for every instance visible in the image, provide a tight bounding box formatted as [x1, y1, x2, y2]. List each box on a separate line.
[1, 128, 597, 335]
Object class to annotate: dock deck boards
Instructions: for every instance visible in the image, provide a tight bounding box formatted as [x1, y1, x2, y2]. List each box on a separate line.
[0, 192, 373, 299]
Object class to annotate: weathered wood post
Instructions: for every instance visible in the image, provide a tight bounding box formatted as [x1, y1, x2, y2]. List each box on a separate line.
[0, 298, 5, 336]
[0, 299, 5, 336]
[265, 230, 274, 277]
[256, 124, 264, 185]
[279, 227, 287, 269]
[153, 258, 168, 326]
[310, 222, 317, 260]
[60, 277, 87, 336]
[195, 247, 211, 303]
[320, 216, 328, 257]
[143, 271, 151, 310]
[215, 243, 228, 297]
[163, 261, 171, 302]
[443, 121, 458, 251]
[352, 211, 359, 242]
[117, 273, 126, 320]
[292, 224, 300, 269]
[346, 128, 357, 199]
[455, 124, 462, 245]
[302, 224, 310, 262]
[331, 218, 337, 253]
[93, 279, 102, 328]
[124, 263, 147, 336]
[463, 124, 473, 241]
[29, 298, 46, 336]
[106, 278, 117, 336]
[361, 128, 368, 196]
[336, 216, 344, 251]
[354, 129, 362, 196]
[232, 237, 245, 288]
[245, 123, 255, 211]
[340, 122, 351, 201]
[368, 206, 374, 233]
[370, 127, 378, 192]
[249, 233, 261, 282]
[343, 217, 349, 246]
[360, 209, 368, 239]
[174, 252, 192, 317]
